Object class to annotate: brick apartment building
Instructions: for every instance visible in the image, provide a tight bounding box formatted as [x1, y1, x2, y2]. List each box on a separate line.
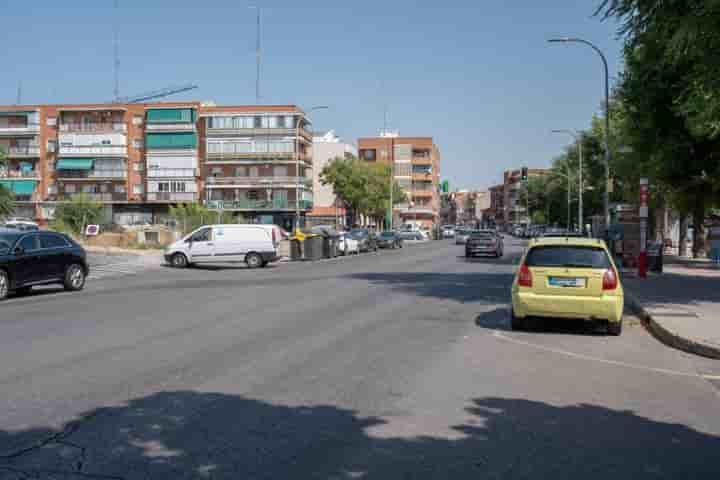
[484, 184, 505, 228]
[357, 132, 440, 229]
[0, 103, 314, 231]
[502, 168, 550, 227]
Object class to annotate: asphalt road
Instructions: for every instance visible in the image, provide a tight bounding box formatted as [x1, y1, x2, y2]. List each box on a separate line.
[1, 238, 719, 479]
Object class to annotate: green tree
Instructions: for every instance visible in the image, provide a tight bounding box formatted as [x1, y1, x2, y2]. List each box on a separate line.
[52, 194, 104, 235]
[0, 146, 12, 218]
[320, 156, 406, 226]
[598, 0, 720, 256]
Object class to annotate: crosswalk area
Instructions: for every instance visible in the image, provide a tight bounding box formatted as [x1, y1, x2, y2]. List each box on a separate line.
[87, 255, 164, 281]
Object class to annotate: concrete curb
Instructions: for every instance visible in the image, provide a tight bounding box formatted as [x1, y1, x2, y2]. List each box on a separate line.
[625, 291, 720, 360]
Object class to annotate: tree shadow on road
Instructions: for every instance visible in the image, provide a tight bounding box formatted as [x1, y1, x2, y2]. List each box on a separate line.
[1, 392, 718, 479]
[624, 273, 720, 309]
[347, 272, 514, 303]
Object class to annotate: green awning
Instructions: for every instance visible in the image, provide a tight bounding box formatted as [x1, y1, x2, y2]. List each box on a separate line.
[146, 108, 195, 124]
[57, 158, 94, 170]
[0, 180, 37, 195]
[146, 132, 197, 149]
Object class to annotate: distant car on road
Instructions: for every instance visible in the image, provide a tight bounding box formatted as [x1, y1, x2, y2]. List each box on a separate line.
[377, 231, 403, 249]
[398, 230, 425, 241]
[441, 225, 455, 238]
[349, 228, 378, 252]
[465, 230, 504, 258]
[511, 237, 624, 335]
[0, 228, 88, 300]
[455, 228, 472, 244]
[337, 233, 360, 255]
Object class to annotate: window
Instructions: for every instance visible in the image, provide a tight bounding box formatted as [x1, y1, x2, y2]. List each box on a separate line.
[133, 163, 144, 172]
[115, 184, 126, 193]
[82, 185, 97, 193]
[171, 181, 186, 193]
[46, 117, 57, 127]
[133, 184, 144, 195]
[285, 115, 295, 128]
[274, 165, 288, 177]
[276, 116, 286, 128]
[40, 233, 68, 249]
[101, 139, 111, 145]
[254, 116, 262, 128]
[211, 167, 223, 176]
[190, 227, 211, 242]
[207, 142, 221, 154]
[47, 140, 57, 153]
[248, 166, 259, 177]
[267, 116, 278, 128]
[360, 149, 376, 161]
[47, 161, 55, 171]
[234, 167, 247, 177]
[525, 246, 612, 269]
[133, 139, 143, 149]
[65, 184, 76, 193]
[47, 184, 57, 195]
[18, 234, 38, 251]
[100, 184, 108, 193]
[246, 189, 259, 200]
[132, 115, 143, 125]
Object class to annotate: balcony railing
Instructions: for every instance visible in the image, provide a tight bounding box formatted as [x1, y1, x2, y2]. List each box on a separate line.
[145, 123, 196, 132]
[58, 145, 127, 157]
[206, 199, 312, 211]
[146, 168, 198, 178]
[0, 170, 39, 179]
[56, 169, 128, 179]
[206, 126, 312, 140]
[57, 193, 128, 202]
[146, 192, 198, 202]
[59, 123, 127, 133]
[5, 146, 40, 157]
[206, 176, 309, 187]
[0, 124, 40, 135]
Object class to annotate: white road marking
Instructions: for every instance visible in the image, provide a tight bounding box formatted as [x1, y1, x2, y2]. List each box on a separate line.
[493, 331, 720, 380]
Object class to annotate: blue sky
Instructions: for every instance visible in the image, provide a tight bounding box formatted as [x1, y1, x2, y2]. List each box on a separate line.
[0, 1, 623, 190]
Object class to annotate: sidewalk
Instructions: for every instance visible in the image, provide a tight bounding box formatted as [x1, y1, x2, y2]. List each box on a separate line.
[623, 255, 720, 359]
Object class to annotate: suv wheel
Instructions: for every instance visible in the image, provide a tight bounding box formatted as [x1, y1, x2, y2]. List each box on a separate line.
[64, 264, 86, 292]
[0, 270, 9, 301]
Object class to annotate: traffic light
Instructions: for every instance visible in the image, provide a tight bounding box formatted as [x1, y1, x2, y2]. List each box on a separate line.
[521, 167, 528, 182]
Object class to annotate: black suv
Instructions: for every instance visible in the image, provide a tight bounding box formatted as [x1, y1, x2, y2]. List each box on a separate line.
[0, 228, 89, 300]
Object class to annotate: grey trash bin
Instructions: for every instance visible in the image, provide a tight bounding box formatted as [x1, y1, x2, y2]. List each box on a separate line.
[290, 238, 304, 261]
[304, 235, 324, 261]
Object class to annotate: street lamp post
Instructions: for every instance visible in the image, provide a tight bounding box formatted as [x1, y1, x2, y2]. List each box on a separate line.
[552, 129, 583, 231]
[548, 37, 611, 228]
[295, 105, 328, 232]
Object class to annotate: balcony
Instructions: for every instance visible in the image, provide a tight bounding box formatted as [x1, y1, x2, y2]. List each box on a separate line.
[0, 124, 40, 136]
[146, 192, 198, 202]
[399, 207, 435, 216]
[145, 123, 196, 132]
[56, 169, 128, 180]
[206, 176, 310, 187]
[4, 146, 40, 157]
[60, 123, 127, 133]
[0, 170, 39, 179]
[58, 145, 127, 157]
[412, 155, 432, 165]
[206, 126, 312, 141]
[205, 199, 312, 211]
[146, 168, 198, 179]
[56, 193, 128, 202]
[206, 150, 302, 161]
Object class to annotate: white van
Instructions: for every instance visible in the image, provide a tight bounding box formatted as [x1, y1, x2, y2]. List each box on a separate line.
[164, 224, 281, 268]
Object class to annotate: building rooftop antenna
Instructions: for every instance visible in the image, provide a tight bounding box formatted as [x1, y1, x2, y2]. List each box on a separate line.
[113, 0, 120, 102]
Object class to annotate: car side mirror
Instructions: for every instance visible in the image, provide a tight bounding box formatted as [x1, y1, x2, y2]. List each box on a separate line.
[14, 246, 24, 256]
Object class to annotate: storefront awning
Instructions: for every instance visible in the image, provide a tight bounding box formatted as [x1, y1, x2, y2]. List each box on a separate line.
[56, 158, 94, 170]
[0, 180, 37, 195]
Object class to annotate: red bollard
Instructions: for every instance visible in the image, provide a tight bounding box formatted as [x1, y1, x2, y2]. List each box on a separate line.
[638, 251, 648, 278]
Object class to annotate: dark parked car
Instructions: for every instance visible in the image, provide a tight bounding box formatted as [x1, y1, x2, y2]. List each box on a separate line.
[349, 228, 378, 252]
[377, 231, 404, 249]
[0, 228, 89, 300]
[465, 230, 504, 258]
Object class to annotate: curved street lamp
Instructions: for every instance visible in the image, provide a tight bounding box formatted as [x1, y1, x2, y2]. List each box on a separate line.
[548, 37, 611, 228]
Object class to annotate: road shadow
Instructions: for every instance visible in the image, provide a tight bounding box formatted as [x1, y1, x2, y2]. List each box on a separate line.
[348, 272, 514, 303]
[459, 254, 521, 266]
[624, 272, 720, 309]
[1, 392, 718, 479]
[475, 307, 609, 336]
[9, 286, 66, 300]
[162, 263, 282, 272]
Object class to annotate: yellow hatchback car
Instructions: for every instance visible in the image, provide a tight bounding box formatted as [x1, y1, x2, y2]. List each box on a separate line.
[511, 237, 624, 335]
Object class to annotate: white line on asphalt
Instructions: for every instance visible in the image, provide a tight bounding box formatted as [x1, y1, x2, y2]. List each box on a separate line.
[493, 331, 720, 380]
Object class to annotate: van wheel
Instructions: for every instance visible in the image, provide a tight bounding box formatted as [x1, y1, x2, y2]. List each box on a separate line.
[171, 253, 189, 268]
[64, 264, 86, 292]
[246, 252, 263, 269]
[608, 319, 623, 336]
